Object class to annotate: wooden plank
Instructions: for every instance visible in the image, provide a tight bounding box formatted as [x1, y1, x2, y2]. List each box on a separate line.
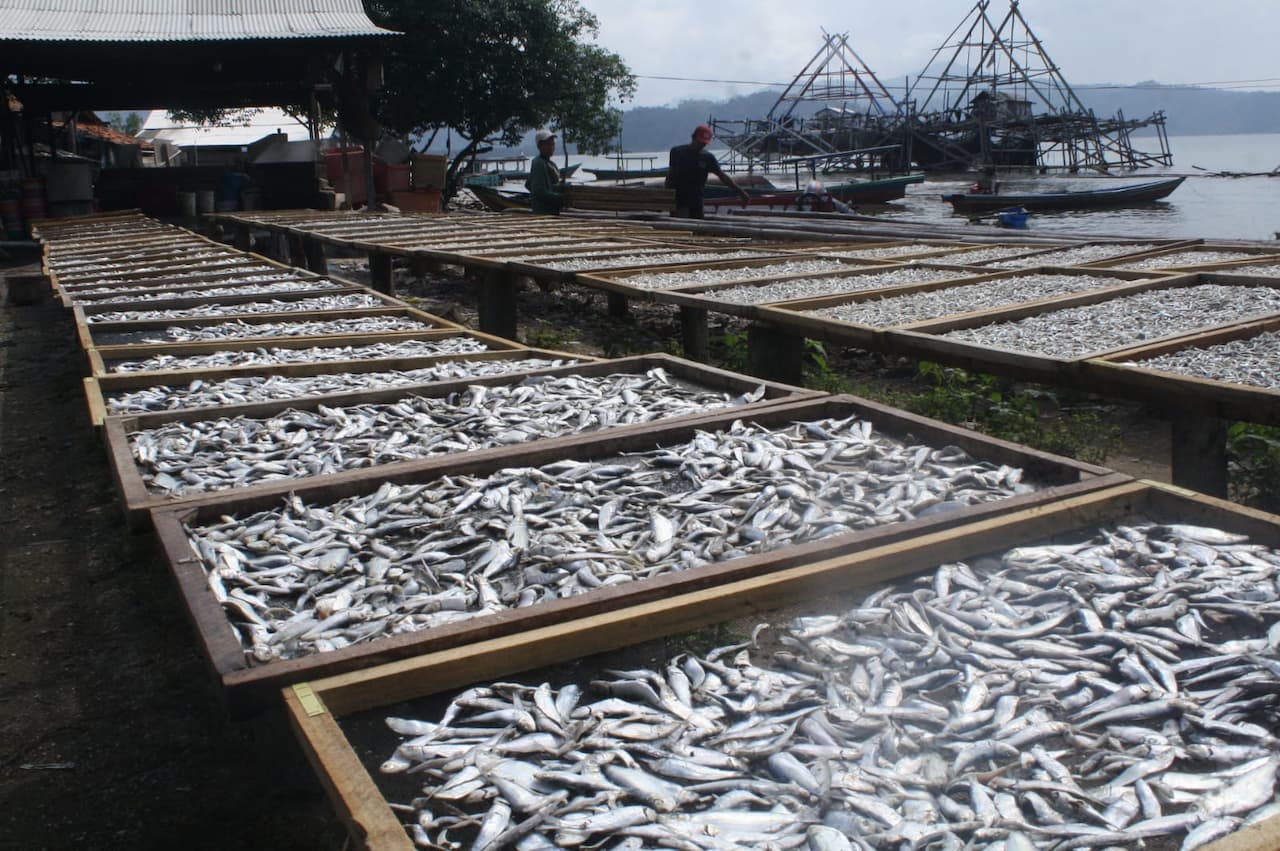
[1200, 815, 1280, 851]
[91, 328, 486, 366]
[224, 476, 1126, 713]
[283, 687, 414, 851]
[679, 306, 710, 361]
[305, 238, 328, 275]
[113, 382, 813, 526]
[777, 266, 1178, 330]
[83, 347, 594, 428]
[108, 353, 814, 431]
[280, 479, 1280, 851]
[153, 512, 253, 677]
[142, 394, 1120, 711]
[309, 482, 1154, 717]
[84, 307, 451, 348]
[477, 267, 518, 339]
[1078, 316, 1280, 425]
[1171, 414, 1229, 498]
[748, 321, 806, 385]
[367, 251, 394, 295]
[73, 284, 368, 318]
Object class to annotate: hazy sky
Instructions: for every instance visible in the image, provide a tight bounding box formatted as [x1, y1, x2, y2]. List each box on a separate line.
[577, 0, 1280, 107]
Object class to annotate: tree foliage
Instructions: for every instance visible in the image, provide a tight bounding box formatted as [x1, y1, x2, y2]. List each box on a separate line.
[365, 0, 635, 193]
[105, 111, 144, 137]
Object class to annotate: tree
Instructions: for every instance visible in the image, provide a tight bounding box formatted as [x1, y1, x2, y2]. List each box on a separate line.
[105, 111, 144, 137]
[365, 0, 635, 198]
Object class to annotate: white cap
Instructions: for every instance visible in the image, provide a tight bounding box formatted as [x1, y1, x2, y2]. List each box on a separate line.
[535, 129, 556, 143]
[806, 180, 824, 194]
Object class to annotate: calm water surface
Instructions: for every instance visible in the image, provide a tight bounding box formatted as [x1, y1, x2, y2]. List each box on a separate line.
[568, 133, 1280, 242]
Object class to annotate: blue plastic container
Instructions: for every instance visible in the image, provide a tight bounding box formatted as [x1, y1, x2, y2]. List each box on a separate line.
[996, 207, 1030, 228]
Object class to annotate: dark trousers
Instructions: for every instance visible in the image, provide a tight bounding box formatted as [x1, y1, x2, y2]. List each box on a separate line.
[672, 196, 704, 219]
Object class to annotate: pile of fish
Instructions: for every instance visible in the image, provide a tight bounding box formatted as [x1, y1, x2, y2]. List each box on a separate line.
[105, 358, 576, 415]
[825, 245, 958, 260]
[810, 274, 1126, 329]
[187, 414, 1035, 662]
[990, 244, 1162, 269]
[133, 369, 763, 496]
[76, 278, 336, 304]
[1209, 264, 1280, 279]
[942, 283, 1280, 359]
[1123, 330, 1280, 390]
[99, 315, 431, 346]
[378, 518, 1280, 850]
[85, 293, 385, 324]
[709, 267, 960, 307]
[440, 239, 634, 254]
[623, 259, 851, 291]
[1112, 250, 1274, 272]
[52, 250, 231, 274]
[913, 245, 1052, 267]
[65, 269, 303, 292]
[57, 257, 258, 281]
[109, 337, 490, 373]
[530, 250, 768, 273]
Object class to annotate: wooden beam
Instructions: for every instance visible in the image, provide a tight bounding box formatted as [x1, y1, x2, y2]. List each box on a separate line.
[680, 306, 710, 362]
[748, 322, 805, 386]
[283, 686, 414, 851]
[304, 238, 328, 275]
[368, 251, 393, 295]
[233, 223, 252, 252]
[478, 267, 518, 339]
[607, 292, 630, 318]
[287, 233, 308, 269]
[1171, 413, 1229, 498]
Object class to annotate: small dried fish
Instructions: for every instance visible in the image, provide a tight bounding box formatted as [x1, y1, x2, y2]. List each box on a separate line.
[109, 337, 489, 373]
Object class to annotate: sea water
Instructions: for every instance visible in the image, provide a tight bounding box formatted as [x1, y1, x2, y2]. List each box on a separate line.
[565, 133, 1280, 241]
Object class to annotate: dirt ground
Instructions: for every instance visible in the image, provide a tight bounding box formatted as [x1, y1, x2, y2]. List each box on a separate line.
[0, 249, 346, 850]
[0, 243, 1173, 850]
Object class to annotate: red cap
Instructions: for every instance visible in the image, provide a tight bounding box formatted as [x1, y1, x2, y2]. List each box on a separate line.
[693, 124, 713, 143]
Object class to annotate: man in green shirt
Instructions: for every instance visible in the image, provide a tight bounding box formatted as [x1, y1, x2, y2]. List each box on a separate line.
[526, 129, 565, 214]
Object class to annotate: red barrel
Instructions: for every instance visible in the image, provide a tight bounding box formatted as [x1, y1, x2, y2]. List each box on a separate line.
[20, 179, 46, 224]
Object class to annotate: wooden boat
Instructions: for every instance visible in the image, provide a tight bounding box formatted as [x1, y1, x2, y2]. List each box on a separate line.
[706, 173, 925, 207]
[942, 176, 1185, 213]
[583, 164, 670, 181]
[465, 159, 581, 184]
[469, 184, 674, 213]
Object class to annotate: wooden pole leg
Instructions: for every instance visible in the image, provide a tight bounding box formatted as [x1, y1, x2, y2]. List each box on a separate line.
[1170, 414, 1228, 498]
[233, 223, 252, 251]
[304, 238, 328, 275]
[287, 234, 308, 269]
[478, 268, 518, 340]
[607, 293, 629, 318]
[409, 257, 440, 279]
[747, 322, 805, 386]
[680, 306, 710, 362]
[368, 251, 394, 295]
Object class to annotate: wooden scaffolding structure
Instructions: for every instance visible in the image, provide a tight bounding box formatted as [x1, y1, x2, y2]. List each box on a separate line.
[903, 0, 1172, 172]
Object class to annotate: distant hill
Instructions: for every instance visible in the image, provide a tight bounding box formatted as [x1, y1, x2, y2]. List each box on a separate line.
[604, 84, 1280, 152]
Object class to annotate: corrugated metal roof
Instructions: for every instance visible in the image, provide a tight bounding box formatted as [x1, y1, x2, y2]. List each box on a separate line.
[0, 0, 396, 42]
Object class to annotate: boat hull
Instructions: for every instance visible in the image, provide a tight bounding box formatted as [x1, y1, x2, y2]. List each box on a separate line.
[942, 176, 1185, 213]
[706, 174, 926, 208]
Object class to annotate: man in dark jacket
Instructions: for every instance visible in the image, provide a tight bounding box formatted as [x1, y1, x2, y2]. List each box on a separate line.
[526, 129, 565, 214]
[665, 124, 749, 219]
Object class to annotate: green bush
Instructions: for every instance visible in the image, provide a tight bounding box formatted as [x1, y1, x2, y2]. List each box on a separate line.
[1228, 423, 1280, 512]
